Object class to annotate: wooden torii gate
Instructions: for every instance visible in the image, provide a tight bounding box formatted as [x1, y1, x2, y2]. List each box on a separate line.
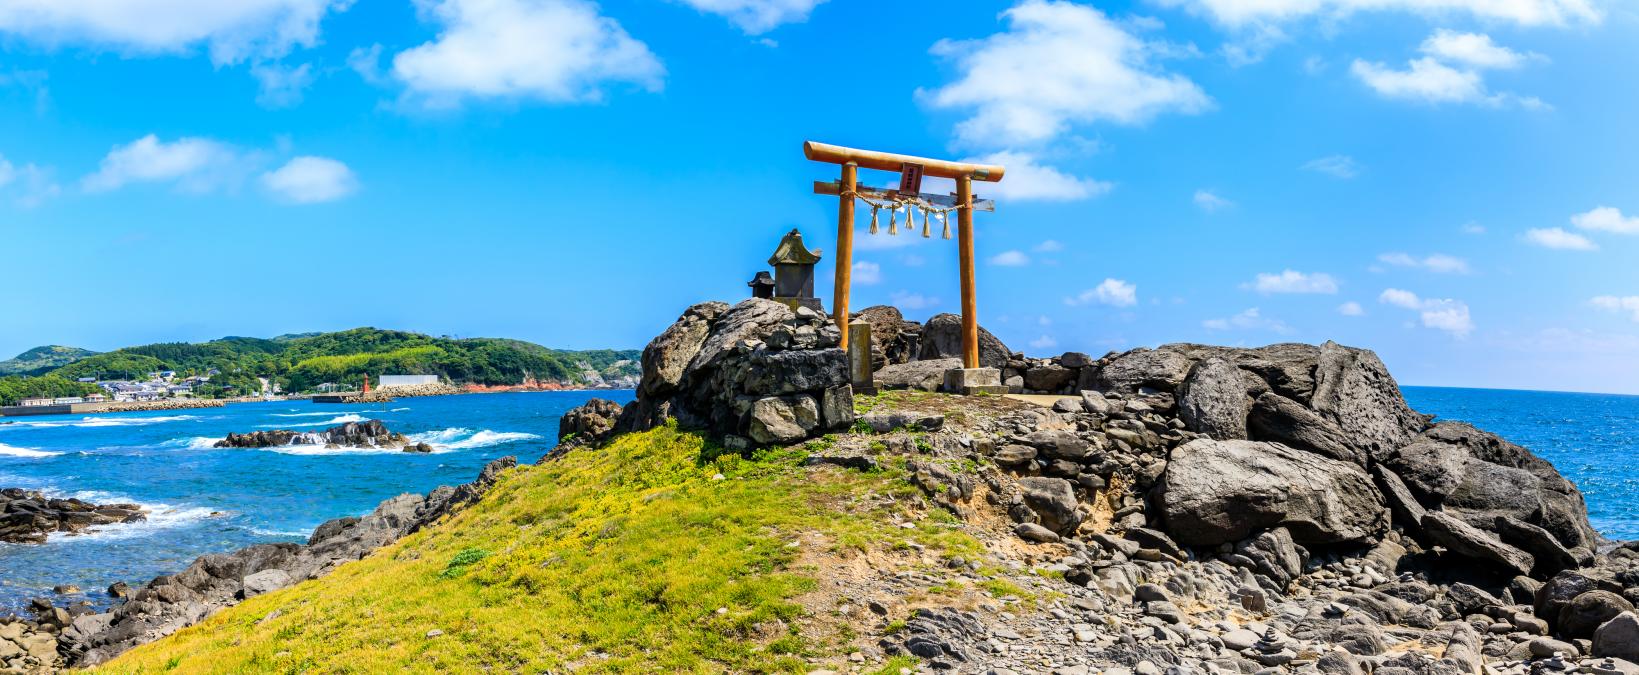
[804, 141, 1005, 369]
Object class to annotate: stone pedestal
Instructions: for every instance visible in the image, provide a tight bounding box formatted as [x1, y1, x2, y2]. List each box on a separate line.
[848, 320, 876, 394]
[943, 367, 1007, 396]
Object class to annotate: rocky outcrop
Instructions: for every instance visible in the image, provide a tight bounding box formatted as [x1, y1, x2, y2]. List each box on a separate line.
[1158, 439, 1387, 546]
[618, 299, 855, 448]
[556, 398, 623, 449]
[58, 456, 518, 667]
[0, 489, 146, 544]
[214, 420, 421, 452]
[854, 305, 921, 370]
[917, 313, 1010, 369]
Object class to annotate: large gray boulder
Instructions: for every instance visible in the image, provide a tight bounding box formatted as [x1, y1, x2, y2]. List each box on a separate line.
[1084, 347, 1194, 394]
[621, 299, 850, 446]
[1247, 392, 1361, 465]
[1308, 341, 1429, 461]
[1177, 356, 1253, 439]
[917, 313, 1010, 369]
[1421, 510, 1535, 576]
[1157, 439, 1387, 546]
[855, 305, 922, 370]
[1384, 440, 1468, 502]
[1017, 477, 1082, 534]
[1594, 612, 1639, 662]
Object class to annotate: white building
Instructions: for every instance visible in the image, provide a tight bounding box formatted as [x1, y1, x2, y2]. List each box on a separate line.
[17, 398, 54, 407]
[378, 375, 440, 389]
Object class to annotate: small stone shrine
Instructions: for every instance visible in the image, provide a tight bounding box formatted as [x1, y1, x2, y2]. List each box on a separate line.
[765, 229, 824, 312]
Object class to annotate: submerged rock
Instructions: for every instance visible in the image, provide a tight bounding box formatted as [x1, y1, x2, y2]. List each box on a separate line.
[215, 419, 412, 450]
[0, 488, 146, 544]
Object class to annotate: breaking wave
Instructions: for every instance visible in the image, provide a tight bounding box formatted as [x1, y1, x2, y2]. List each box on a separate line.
[408, 428, 541, 451]
[255, 414, 368, 429]
[1, 415, 202, 430]
[0, 443, 60, 458]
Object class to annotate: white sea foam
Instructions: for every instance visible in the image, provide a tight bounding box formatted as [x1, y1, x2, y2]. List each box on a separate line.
[3, 414, 202, 430]
[269, 411, 358, 418]
[42, 491, 222, 542]
[255, 414, 368, 429]
[408, 428, 541, 451]
[250, 527, 311, 538]
[0, 442, 60, 458]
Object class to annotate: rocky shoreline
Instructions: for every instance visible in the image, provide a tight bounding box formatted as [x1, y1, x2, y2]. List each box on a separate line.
[0, 456, 516, 671]
[0, 490, 146, 545]
[214, 419, 434, 453]
[575, 298, 1639, 674]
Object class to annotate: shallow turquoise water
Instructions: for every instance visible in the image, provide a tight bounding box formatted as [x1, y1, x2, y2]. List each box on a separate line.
[0, 391, 633, 614]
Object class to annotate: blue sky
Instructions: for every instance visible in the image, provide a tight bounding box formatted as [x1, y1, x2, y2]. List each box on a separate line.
[1, 0, 1637, 393]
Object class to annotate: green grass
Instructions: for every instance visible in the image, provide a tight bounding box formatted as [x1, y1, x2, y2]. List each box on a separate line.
[100, 422, 974, 674]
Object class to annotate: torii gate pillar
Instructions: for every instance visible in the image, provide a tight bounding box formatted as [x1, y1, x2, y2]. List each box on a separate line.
[804, 141, 1005, 374]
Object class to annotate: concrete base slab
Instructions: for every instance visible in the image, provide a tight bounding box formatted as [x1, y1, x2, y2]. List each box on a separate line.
[943, 367, 1004, 395]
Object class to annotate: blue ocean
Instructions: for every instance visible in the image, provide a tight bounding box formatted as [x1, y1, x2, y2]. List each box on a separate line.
[0, 386, 1633, 614]
[0, 391, 634, 615]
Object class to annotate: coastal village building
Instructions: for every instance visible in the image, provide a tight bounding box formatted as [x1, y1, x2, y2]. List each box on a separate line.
[378, 375, 439, 389]
[17, 398, 52, 407]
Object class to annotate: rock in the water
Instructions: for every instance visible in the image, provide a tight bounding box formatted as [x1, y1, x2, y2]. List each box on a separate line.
[216, 419, 411, 450]
[1157, 438, 1387, 546]
[1420, 510, 1535, 576]
[0, 488, 147, 544]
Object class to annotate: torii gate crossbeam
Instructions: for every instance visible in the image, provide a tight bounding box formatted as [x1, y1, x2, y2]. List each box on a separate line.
[803, 141, 1006, 370]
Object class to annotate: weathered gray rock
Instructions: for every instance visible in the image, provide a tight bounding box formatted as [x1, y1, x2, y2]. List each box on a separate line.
[639, 301, 726, 397]
[0, 488, 147, 544]
[1421, 510, 1535, 576]
[1015, 522, 1060, 543]
[1560, 591, 1636, 640]
[1373, 465, 1427, 530]
[1158, 438, 1387, 546]
[557, 398, 624, 448]
[855, 305, 921, 370]
[918, 313, 1010, 369]
[747, 396, 817, 445]
[1085, 347, 1194, 394]
[1017, 477, 1082, 535]
[1247, 392, 1362, 465]
[1235, 527, 1303, 589]
[240, 569, 293, 598]
[1385, 440, 1468, 502]
[1595, 612, 1639, 662]
[1024, 430, 1094, 461]
[1024, 363, 1076, 392]
[1494, 515, 1579, 576]
[1177, 357, 1252, 439]
[993, 444, 1036, 466]
[876, 358, 963, 392]
[1309, 341, 1429, 460]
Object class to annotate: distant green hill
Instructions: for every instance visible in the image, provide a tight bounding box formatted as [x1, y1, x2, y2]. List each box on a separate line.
[0, 345, 99, 376]
[24, 329, 639, 399]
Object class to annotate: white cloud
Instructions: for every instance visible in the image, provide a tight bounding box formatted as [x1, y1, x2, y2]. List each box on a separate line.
[391, 0, 664, 108]
[1462, 222, 1486, 235]
[851, 261, 881, 285]
[923, 0, 1210, 148]
[890, 291, 939, 311]
[1377, 252, 1470, 274]
[1157, 0, 1597, 28]
[1592, 296, 1639, 322]
[1194, 189, 1232, 212]
[251, 62, 314, 108]
[989, 250, 1031, 266]
[1572, 206, 1639, 234]
[0, 0, 350, 64]
[260, 156, 358, 204]
[1352, 57, 1484, 103]
[671, 0, 827, 34]
[1352, 31, 1545, 108]
[348, 43, 386, 84]
[1034, 239, 1064, 253]
[1247, 270, 1339, 294]
[1524, 227, 1597, 251]
[1065, 278, 1138, 307]
[1338, 301, 1365, 316]
[1378, 288, 1473, 337]
[1302, 154, 1359, 178]
[1203, 307, 1289, 333]
[0, 155, 59, 208]
[81, 134, 246, 194]
[1028, 334, 1059, 350]
[964, 151, 1111, 202]
[1420, 30, 1533, 69]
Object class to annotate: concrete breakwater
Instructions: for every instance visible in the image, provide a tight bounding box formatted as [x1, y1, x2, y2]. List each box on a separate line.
[0, 399, 227, 418]
[310, 383, 461, 404]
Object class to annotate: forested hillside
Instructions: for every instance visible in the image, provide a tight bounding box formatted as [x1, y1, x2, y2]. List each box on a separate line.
[0, 346, 99, 376]
[0, 329, 638, 400]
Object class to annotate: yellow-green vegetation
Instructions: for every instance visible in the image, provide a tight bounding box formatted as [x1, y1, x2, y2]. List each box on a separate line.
[102, 423, 982, 674]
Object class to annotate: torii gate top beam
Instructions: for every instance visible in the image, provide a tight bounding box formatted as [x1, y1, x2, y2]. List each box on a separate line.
[805, 140, 1005, 373]
[803, 141, 1006, 182]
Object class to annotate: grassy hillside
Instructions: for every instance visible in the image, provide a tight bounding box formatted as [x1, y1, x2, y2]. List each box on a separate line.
[39, 328, 639, 395]
[0, 345, 98, 376]
[100, 423, 979, 673]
